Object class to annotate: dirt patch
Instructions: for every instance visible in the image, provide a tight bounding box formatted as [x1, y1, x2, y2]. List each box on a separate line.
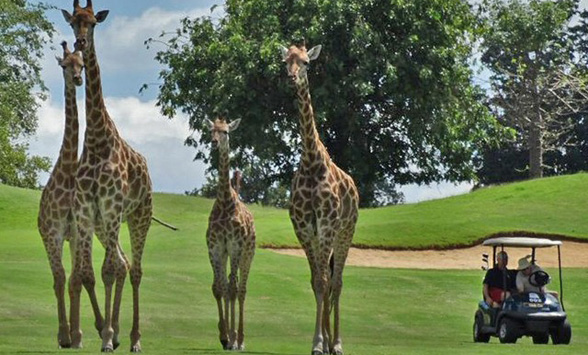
[271, 241, 588, 269]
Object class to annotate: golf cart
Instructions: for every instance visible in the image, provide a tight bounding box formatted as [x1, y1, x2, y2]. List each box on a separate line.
[473, 237, 571, 344]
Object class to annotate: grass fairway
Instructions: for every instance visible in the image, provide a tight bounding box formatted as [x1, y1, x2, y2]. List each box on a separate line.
[1, 179, 587, 354]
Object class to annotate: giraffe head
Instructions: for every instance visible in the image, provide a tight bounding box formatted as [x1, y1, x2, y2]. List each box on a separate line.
[61, 0, 109, 51]
[205, 118, 241, 151]
[56, 41, 84, 86]
[279, 43, 322, 85]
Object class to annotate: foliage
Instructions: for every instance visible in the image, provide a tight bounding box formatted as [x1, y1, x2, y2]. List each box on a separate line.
[0, 0, 55, 188]
[185, 163, 290, 208]
[476, 0, 588, 181]
[149, 0, 504, 207]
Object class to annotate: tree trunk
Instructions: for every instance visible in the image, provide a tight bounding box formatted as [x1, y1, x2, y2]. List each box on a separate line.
[528, 122, 543, 179]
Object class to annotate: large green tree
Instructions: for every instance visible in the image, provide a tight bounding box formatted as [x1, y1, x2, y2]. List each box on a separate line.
[0, 0, 54, 188]
[477, 0, 588, 181]
[150, 0, 502, 207]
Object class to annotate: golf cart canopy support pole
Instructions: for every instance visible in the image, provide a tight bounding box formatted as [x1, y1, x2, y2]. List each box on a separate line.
[558, 245, 565, 312]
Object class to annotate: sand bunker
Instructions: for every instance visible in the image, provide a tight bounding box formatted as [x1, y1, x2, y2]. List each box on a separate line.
[271, 241, 588, 269]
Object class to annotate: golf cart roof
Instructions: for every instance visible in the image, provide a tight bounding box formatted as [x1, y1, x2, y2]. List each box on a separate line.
[482, 237, 562, 248]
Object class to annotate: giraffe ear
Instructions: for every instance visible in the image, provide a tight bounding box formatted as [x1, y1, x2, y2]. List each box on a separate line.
[279, 46, 289, 62]
[307, 45, 322, 61]
[204, 119, 215, 130]
[55, 55, 64, 67]
[228, 119, 241, 132]
[95, 10, 109, 23]
[61, 9, 73, 23]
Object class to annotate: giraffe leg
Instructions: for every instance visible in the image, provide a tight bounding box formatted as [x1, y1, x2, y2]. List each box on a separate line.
[70, 208, 96, 349]
[127, 201, 151, 353]
[227, 246, 242, 350]
[97, 200, 127, 353]
[68, 263, 83, 349]
[111, 245, 128, 351]
[322, 286, 332, 354]
[312, 220, 337, 355]
[311, 247, 332, 355]
[81, 252, 104, 338]
[330, 233, 353, 355]
[99, 243, 127, 353]
[236, 240, 255, 351]
[41, 233, 71, 348]
[209, 245, 229, 349]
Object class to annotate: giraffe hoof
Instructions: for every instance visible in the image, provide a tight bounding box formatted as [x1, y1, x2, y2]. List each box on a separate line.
[58, 343, 72, 349]
[221, 339, 229, 350]
[101, 346, 114, 352]
[130, 344, 142, 352]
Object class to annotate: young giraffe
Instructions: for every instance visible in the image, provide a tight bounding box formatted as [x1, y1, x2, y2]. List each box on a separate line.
[280, 44, 359, 355]
[38, 41, 104, 349]
[62, 1, 153, 352]
[205, 118, 256, 351]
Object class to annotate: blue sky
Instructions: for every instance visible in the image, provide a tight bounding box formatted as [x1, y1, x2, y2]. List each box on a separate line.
[29, 0, 477, 203]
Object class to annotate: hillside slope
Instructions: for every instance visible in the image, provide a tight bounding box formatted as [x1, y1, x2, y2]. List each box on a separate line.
[1, 173, 587, 249]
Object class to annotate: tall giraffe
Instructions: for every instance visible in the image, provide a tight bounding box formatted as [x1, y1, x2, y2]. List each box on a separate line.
[62, 1, 153, 352]
[38, 41, 104, 349]
[280, 44, 359, 355]
[205, 118, 256, 351]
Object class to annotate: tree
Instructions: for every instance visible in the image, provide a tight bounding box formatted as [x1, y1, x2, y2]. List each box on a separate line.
[0, 0, 54, 188]
[150, 0, 503, 207]
[477, 0, 588, 180]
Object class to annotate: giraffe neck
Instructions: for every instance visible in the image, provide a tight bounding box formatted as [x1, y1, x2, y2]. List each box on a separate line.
[55, 76, 79, 174]
[82, 38, 116, 152]
[295, 76, 329, 166]
[217, 146, 234, 203]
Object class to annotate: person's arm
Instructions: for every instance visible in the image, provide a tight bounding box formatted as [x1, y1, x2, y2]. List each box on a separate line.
[483, 283, 493, 305]
[515, 272, 524, 293]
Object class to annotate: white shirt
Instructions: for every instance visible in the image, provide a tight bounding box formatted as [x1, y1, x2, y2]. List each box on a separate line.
[516, 265, 545, 294]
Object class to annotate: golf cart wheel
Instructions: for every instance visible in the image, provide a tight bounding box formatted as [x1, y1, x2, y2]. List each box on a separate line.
[473, 311, 490, 343]
[532, 332, 549, 344]
[498, 318, 518, 344]
[551, 319, 572, 345]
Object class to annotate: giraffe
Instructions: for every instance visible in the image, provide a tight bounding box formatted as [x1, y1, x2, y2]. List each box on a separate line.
[38, 41, 104, 349]
[279, 44, 359, 355]
[205, 118, 256, 351]
[62, 1, 153, 352]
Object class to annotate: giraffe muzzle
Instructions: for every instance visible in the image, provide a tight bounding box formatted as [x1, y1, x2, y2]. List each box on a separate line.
[75, 38, 87, 51]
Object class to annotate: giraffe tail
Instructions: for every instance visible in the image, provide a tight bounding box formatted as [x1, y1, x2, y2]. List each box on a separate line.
[151, 216, 179, 231]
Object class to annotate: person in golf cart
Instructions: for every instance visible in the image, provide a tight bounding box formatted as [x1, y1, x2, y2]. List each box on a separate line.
[516, 255, 546, 294]
[482, 251, 517, 308]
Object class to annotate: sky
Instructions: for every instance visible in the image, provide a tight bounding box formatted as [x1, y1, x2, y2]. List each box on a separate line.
[29, 0, 476, 203]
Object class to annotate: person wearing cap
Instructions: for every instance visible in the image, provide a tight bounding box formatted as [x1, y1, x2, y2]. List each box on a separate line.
[516, 256, 545, 294]
[483, 251, 516, 308]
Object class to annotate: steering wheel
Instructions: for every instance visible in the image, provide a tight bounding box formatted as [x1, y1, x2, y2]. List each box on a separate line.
[529, 270, 550, 287]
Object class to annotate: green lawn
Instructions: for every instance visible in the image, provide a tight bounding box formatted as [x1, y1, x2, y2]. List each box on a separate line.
[1, 175, 587, 354]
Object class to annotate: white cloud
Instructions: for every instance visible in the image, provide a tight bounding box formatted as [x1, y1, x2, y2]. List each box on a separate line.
[96, 7, 211, 73]
[400, 181, 473, 204]
[30, 96, 206, 194]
